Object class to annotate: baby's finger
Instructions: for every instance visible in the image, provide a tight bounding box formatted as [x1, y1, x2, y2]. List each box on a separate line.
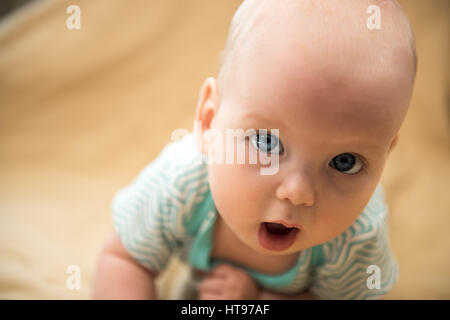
[210, 264, 238, 278]
[198, 277, 226, 295]
[198, 292, 222, 300]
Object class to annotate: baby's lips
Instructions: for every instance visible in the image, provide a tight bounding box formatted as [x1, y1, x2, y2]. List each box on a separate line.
[264, 220, 303, 231]
[258, 222, 300, 251]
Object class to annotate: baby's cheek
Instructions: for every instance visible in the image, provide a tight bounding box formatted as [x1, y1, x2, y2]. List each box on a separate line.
[208, 163, 266, 217]
[316, 211, 350, 241]
[314, 199, 368, 242]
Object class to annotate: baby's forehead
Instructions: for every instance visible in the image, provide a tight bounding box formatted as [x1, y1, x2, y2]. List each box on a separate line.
[220, 0, 415, 139]
[220, 0, 416, 90]
[235, 76, 396, 129]
[232, 89, 396, 156]
[226, 53, 404, 149]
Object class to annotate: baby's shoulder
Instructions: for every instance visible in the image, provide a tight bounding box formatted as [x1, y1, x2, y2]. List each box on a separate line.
[349, 184, 389, 240]
[113, 133, 210, 233]
[137, 132, 207, 186]
[320, 185, 390, 261]
[147, 132, 209, 203]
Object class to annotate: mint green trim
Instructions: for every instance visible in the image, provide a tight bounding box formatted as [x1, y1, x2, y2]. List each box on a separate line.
[311, 244, 325, 267]
[184, 189, 215, 235]
[246, 258, 302, 288]
[189, 211, 217, 270]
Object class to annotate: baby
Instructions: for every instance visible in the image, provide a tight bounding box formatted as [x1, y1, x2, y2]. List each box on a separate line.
[93, 0, 417, 300]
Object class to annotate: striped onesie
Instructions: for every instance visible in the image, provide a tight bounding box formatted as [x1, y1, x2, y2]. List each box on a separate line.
[111, 133, 399, 299]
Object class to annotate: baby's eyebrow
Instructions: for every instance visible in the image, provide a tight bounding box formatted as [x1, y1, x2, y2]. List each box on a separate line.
[347, 143, 385, 154]
[240, 112, 386, 155]
[240, 112, 286, 129]
[334, 143, 385, 156]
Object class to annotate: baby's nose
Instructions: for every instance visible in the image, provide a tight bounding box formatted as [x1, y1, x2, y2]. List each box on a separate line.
[276, 171, 315, 207]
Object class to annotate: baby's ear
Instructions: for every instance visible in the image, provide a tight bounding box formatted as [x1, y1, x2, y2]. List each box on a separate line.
[194, 77, 219, 154]
[388, 134, 399, 154]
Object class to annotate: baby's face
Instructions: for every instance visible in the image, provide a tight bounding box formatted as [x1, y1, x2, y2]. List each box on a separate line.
[199, 51, 411, 257]
[196, 0, 414, 256]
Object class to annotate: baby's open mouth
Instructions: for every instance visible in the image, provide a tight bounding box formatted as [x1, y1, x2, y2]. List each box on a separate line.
[258, 222, 300, 251]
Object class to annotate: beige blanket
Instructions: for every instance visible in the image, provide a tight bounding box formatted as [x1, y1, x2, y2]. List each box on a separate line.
[0, 0, 448, 299]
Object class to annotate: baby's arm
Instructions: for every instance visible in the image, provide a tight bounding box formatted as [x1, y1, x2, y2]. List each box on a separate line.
[92, 231, 158, 299]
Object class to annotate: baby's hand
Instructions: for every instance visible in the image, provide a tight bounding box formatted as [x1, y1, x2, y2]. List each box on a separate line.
[197, 264, 260, 300]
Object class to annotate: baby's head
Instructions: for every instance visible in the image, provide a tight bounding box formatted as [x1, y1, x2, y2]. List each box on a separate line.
[195, 0, 416, 255]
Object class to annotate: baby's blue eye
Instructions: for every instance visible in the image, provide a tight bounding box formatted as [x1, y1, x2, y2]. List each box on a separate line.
[250, 131, 284, 154]
[329, 153, 363, 175]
